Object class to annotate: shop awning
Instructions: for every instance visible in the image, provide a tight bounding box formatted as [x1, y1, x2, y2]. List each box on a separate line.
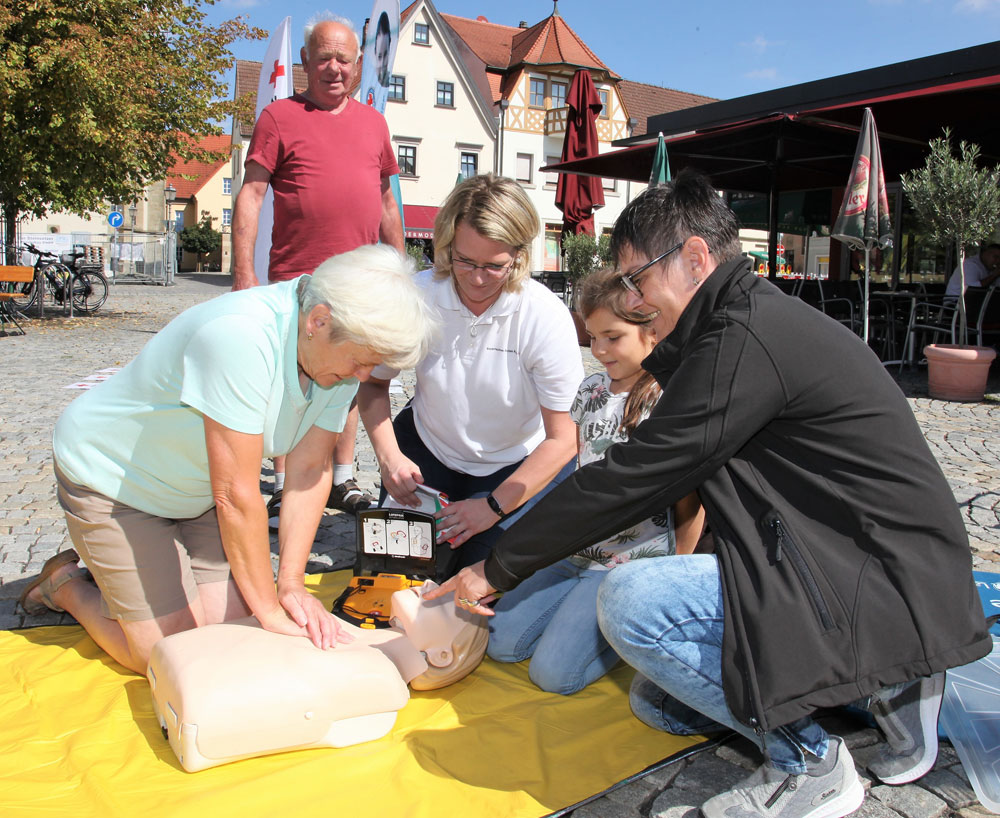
[403, 205, 438, 239]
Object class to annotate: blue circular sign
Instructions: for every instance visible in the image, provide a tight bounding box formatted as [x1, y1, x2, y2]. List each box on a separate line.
[108, 211, 124, 228]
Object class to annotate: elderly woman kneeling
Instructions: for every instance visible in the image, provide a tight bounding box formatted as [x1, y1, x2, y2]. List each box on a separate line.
[19, 245, 435, 674]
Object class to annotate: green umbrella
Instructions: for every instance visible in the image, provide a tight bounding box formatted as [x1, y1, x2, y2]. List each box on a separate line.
[648, 132, 671, 187]
[832, 107, 892, 344]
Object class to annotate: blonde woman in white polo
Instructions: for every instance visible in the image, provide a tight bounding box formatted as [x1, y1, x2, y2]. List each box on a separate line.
[359, 174, 583, 577]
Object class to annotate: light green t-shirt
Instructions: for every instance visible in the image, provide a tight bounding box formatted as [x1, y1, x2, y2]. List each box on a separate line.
[53, 277, 355, 519]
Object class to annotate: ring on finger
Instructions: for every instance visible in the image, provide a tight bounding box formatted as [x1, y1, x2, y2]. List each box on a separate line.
[458, 597, 473, 606]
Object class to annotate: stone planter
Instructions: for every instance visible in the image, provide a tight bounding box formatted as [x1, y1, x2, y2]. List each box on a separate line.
[924, 344, 997, 401]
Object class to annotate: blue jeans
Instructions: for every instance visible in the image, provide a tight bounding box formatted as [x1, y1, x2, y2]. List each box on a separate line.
[597, 554, 829, 774]
[488, 558, 620, 695]
[387, 406, 576, 573]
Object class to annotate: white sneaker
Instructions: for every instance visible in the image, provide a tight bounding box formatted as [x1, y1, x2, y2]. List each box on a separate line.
[867, 673, 944, 785]
[700, 736, 864, 818]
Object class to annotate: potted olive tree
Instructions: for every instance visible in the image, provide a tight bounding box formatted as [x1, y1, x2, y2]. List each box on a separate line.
[562, 231, 613, 345]
[902, 130, 1000, 401]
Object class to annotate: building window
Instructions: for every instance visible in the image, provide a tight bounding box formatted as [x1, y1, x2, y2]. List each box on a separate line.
[398, 144, 417, 176]
[550, 82, 568, 109]
[602, 177, 617, 192]
[222, 177, 232, 195]
[545, 155, 560, 187]
[413, 23, 429, 44]
[436, 81, 454, 107]
[516, 153, 533, 184]
[529, 78, 546, 107]
[598, 89, 609, 118]
[460, 152, 478, 180]
[222, 208, 232, 226]
[388, 74, 406, 101]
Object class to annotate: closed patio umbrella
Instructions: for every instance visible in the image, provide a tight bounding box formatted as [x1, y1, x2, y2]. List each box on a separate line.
[555, 68, 605, 236]
[832, 107, 893, 344]
[649, 132, 671, 187]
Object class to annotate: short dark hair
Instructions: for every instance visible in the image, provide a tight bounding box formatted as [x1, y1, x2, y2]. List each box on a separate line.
[610, 169, 741, 265]
[376, 12, 390, 39]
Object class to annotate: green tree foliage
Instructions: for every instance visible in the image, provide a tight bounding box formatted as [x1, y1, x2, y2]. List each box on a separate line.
[902, 130, 1000, 344]
[0, 0, 264, 251]
[179, 211, 222, 271]
[561, 231, 613, 281]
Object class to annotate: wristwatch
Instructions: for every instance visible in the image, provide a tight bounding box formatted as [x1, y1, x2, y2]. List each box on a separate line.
[486, 492, 507, 519]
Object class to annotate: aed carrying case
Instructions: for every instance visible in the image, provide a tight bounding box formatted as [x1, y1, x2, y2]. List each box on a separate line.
[331, 507, 457, 628]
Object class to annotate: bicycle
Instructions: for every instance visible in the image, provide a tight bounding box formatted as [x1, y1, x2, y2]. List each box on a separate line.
[8, 243, 108, 314]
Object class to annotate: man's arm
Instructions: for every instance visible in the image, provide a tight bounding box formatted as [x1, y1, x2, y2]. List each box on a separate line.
[379, 177, 405, 253]
[231, 161, 272, 290]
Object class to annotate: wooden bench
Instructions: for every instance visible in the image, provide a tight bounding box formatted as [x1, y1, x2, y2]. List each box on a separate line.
[0, 265, 34, 335]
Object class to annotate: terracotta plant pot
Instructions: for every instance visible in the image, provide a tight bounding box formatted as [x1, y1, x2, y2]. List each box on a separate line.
[924, 344, 997, 402]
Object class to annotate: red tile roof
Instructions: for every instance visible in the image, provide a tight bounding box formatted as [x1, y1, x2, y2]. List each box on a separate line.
[166, 134, 234, 200]
[234, 59, 308, 138]
[617, 80, 716, 135]
[440, 11, 615, 77]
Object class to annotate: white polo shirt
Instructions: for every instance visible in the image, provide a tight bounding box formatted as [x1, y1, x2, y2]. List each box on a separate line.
[373, 270, 583, 475]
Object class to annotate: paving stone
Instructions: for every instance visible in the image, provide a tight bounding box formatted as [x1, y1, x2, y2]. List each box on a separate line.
[570, 796, 646, 818]
[870, 784, 948, 818]
[853, 797, 906, 818]
[920, 768, 979, 809]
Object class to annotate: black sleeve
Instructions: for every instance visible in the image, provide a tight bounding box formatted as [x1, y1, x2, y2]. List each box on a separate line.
[484, 317, 787, 591]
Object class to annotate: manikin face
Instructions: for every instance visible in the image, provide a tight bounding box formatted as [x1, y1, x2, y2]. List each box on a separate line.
[585, 307, 656, 391]
[302, 21, 359, 110]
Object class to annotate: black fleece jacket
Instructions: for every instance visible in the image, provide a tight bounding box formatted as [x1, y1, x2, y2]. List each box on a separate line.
[484, 256, 990, 732]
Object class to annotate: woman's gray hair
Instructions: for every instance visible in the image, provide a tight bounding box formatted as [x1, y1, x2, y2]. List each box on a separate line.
[300, 244, 436, 370]
[303, 12, 361, 60]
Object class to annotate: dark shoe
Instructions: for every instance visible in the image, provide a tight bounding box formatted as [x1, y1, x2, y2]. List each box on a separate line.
[867, 673, 944, 785]
[328, 479, 374, 514]
[19, 549, 84, 615]
[266, 490, 282, 530]
[700, 736, 863, 818]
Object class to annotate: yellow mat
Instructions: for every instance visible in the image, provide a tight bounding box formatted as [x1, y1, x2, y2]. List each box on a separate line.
[0, 571, 699, 818]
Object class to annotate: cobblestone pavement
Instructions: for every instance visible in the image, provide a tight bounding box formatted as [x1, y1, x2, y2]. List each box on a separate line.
[2, 273, 998, 818]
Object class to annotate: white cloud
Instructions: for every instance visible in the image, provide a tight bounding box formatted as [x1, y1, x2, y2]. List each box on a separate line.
[743, 35, 776, 54]
[745, 68, 778, 80]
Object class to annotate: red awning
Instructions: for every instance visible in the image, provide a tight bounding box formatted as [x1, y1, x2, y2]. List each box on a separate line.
[403, 205, 438, 239]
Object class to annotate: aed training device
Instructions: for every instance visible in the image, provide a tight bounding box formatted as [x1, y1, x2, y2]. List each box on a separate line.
[333, 491, 456, 627]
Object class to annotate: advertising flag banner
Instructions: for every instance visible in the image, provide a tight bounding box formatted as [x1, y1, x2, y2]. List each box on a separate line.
[360, 0, 400, 114]
[361, 0, 405, 232]
[253, 17, 294, 285]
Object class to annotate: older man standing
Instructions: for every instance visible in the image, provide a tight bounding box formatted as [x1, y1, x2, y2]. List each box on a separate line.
[233, 13, 403, 519]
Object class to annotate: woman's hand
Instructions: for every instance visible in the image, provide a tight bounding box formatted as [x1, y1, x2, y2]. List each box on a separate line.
[434, 497, 497, 548]
[275, 583, 354, 649]
[422, 560, 498, 617]
[379, 452, 424, 507]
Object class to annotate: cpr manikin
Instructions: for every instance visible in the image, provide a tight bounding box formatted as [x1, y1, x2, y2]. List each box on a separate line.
[147, 581, 487, 772]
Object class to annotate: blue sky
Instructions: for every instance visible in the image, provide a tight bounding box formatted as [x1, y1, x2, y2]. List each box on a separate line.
[211, 0, 1000, 101]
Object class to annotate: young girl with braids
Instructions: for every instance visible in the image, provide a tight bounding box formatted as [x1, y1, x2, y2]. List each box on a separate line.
[486, 267, 706, 695]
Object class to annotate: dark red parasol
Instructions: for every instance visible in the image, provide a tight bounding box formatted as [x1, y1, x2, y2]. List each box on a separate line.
[555, 68, 605, 236]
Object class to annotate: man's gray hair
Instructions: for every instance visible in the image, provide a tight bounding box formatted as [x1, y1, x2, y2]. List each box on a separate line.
[303, 12, 361, 61]
[301, 244, 437, 371]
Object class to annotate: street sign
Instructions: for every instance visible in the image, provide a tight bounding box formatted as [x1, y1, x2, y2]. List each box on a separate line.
[108, 211, 124, 228]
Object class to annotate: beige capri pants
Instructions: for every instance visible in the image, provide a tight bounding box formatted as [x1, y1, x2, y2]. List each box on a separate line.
[54, 463, 233, 622]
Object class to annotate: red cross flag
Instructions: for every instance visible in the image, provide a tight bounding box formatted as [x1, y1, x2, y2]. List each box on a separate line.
[252, 17, 294, 285]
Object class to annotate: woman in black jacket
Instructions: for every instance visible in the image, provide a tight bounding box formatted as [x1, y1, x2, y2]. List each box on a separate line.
[427, 171, 989, 818]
